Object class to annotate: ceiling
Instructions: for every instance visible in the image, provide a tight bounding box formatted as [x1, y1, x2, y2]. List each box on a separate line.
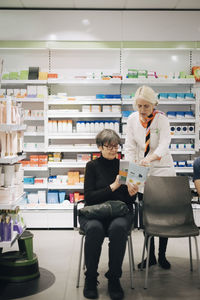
[0, 0, 200, 10]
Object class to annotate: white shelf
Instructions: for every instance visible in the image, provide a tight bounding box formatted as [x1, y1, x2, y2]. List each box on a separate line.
[48, 133, 96, 140]
[122, 100, 196, 105]
[1, 80, 47, 85]
[175, 167, 193, 173]
[24, 132, 44, 136]
[24, 117, 44, 121]
[48, 183, 83, 189]
[48, 146, 99, 152]
[158, 100, 196, 105]
[0, 193, 26, 210]
[0, 124, 26, 132]
[122, 118, 197, 124]
[48, 99, 121, 105]
[16, 97, 45, 102]
[24, 184, 48, 189]
[20, 203, 74, 210]
[170, 134, 195, 139]
[48, 111, 121, 118]
[48, 78, 121, 85]
[23, 149, 46, 152]
[0, 153, 26, 164]
[170, 150, 195, 154]
[48, 161, 87, 168]
[23, 166, 48, 171]
[168, 119, 196, 123]
[122, 78, 195, 85]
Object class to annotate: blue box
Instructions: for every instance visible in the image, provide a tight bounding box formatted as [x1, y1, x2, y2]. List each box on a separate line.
[96, 94, 105, 99]
[59, 191, 66, 203]
[24, 177, 35, 184]
[47, 191, 59, 204]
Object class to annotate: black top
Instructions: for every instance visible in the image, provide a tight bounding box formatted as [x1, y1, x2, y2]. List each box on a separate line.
[84, 156, 136, 211]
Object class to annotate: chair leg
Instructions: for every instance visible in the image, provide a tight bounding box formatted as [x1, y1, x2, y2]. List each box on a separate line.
[193, 236, 200, 287]
[127, 235, 134, 289]
[140, 233, 148, 271]
[76, 235, 85, 288]
[189, 237, 193, 271]
[144, 235, 153, 289]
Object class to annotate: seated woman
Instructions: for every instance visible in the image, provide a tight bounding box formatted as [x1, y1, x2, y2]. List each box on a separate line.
[79, 129, 138, 300]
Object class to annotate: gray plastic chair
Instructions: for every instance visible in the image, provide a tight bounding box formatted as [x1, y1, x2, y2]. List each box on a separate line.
[73, 201, 135, 289]
[141, 176, 200, 289]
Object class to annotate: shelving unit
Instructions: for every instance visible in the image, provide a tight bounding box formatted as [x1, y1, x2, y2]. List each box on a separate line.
[1, 45, 200, 228]
[0, 111, 26, 247]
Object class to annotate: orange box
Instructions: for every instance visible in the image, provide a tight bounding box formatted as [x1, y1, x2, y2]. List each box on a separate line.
[48, 73, 58, 78]
[38, 155, 48, 163]
[74, 192, 80, 202]
[30, 155, 39, 162]
[30, 161, 38, 167]
[79, 194, 84, 201]
[67, 172, 75, 185]
[34, 178, 44, 184]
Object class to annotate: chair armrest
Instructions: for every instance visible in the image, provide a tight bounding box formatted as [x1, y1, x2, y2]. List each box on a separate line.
[73, 200, 85, 229]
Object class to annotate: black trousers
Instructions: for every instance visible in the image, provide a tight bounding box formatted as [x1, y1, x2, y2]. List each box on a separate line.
[79, 212, 134, 280]
[138, 192, 168, 258]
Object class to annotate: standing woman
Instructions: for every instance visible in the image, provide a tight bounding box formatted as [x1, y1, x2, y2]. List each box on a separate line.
[124, 85, 176, 270]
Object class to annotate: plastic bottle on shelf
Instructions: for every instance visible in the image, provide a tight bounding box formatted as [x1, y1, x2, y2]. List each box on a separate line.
[80, 121, 85, 133]
[6, 96, 12, 124]
[76, 121, 81, 133]
[68, 120, 72, 133]
[90, 121, 95, 133]
[114, 121, 120, 133]
[85, 122, 90, 133]
[58, 121, 63, 133]
[105, 120, 109, 129]
[99, 121, 104, 131]
[52, 120, 58, 133]
[62, 120, 67, 132]
[94, 121, 100, 133]
[48, 120, 53, 133]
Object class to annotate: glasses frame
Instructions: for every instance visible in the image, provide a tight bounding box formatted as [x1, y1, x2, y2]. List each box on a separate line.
[102, 144, 119, 150]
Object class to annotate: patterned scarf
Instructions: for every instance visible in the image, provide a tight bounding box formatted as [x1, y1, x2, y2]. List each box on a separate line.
[144, 110, 164, 157]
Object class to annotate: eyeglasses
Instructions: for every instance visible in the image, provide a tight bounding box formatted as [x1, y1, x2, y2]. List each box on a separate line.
[103, 144, 119, 150]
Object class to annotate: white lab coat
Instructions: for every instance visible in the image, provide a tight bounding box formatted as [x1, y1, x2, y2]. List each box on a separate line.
[124, 111, 176, 179]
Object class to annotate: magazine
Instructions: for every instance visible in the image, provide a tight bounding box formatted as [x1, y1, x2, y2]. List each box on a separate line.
[119, 160, 149, 188]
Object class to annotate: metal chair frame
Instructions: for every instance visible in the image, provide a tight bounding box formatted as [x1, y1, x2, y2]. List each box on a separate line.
[74, 201, 135, 289]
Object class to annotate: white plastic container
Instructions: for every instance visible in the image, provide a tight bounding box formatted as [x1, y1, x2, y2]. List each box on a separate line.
[4, 164, 15, 187]
[114, 121, 120, 133]
[52, 120, 58, 133]
[90, 122, 95, 133]
[6, 96, 12, 124]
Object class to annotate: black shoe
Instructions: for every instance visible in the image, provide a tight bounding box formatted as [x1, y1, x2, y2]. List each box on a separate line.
[138, 256, 157, 269]
[158, 257, 171, 269]
[83, 277, 99, 299]
[108, 278, 124, 300]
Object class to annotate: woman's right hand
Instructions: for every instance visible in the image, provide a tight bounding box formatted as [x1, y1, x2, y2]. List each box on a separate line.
[127, 182, 138, 196]
[110, 175, 121, 192]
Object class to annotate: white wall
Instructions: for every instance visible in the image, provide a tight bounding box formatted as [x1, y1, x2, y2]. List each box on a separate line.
[0, 10, 200, 41]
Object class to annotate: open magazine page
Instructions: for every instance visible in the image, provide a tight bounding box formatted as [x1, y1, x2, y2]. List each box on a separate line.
[119, 160, 149, 189]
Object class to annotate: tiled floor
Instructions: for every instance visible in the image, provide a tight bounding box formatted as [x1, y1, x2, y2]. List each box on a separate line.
[1, 229, 200, 300]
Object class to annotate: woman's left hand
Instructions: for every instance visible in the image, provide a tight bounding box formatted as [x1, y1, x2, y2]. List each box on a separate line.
[127, 182, 138, 196]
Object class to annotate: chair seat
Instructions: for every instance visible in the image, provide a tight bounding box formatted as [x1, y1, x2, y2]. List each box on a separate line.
[145, 224, 199, 238]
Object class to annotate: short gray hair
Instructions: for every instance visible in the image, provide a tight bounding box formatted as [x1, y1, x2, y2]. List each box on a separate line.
[96, 129, 121, 147]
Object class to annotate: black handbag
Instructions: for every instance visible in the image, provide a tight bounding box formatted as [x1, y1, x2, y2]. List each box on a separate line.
[79, 200, 129, 219]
